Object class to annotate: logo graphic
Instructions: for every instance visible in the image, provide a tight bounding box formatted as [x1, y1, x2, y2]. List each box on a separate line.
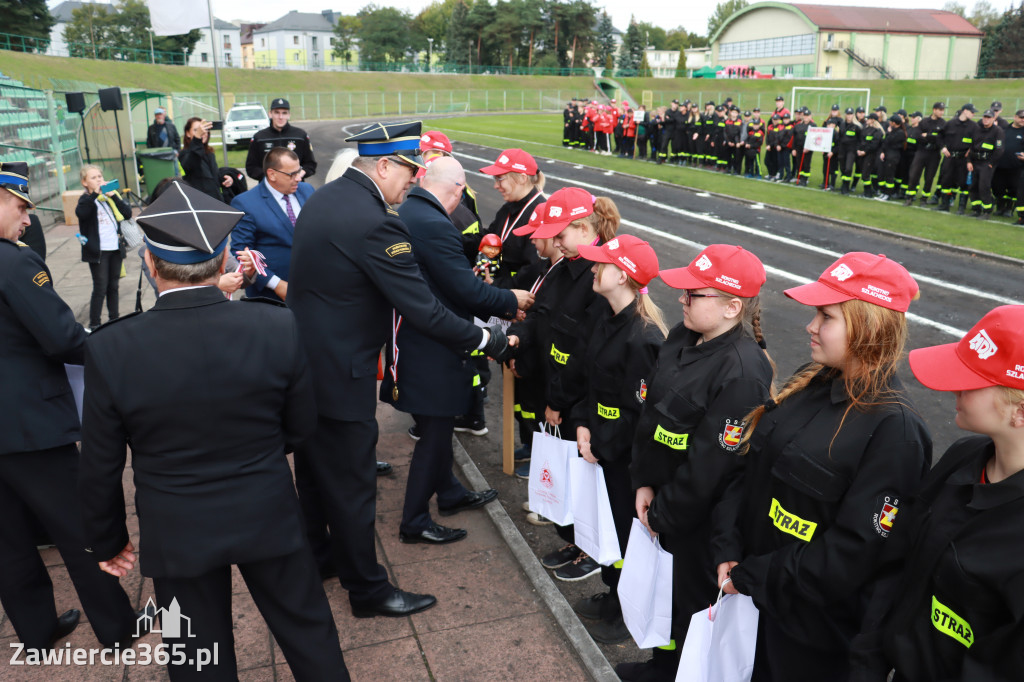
[286, 141, 296, 151]
[606, 238, 619, 250]
[134, 597, 195, 639]
[695, 254, 713, 271]
[499, 155, 509, 164]
[32, 271, 50, 287]
[421, 134, 430, 142]
[548, 206, 563, 218]
[570, 206, 588, 216]
[830, 263, 854, 281]
[718, 419, 745, 450]
[872, 495, 900, 537]
[969, 330, 998, 360]
[529, 210, 538, 222]
[636, 379, 647, 403]
[539, 465, 554, 488]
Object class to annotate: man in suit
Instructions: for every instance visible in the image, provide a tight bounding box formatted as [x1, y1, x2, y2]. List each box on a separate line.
[231, 147, 313, 301]
[79, 182, 347, 681]
[0, 162, 140, 653]
[382, 157, 531, 544]
[288, 121, 509, 618]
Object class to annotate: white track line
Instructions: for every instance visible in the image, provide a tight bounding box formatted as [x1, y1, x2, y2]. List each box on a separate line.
[458, 150, 1021, 309]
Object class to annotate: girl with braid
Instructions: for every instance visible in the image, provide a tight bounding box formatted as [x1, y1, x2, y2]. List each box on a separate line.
[617, 245, 775, 682]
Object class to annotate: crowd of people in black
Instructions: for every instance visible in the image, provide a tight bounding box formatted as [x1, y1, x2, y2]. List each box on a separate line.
[563, 95, 1024, 223]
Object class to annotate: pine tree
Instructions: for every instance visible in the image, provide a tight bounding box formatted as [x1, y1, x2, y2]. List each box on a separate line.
[675, 48, 687, 77]
[638, 52, 652, 78]
[616, 17, 644, 72]
[2, 0, 55, 51]
[978, 2, 1024, 77]
[595, 11, 616, 67]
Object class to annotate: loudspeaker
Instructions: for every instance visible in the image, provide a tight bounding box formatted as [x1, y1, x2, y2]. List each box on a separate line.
[65, 92, 86, 114]
[98, 87, 123, 112]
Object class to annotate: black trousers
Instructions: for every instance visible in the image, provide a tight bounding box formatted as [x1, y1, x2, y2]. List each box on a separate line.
[906, 149, 942, 197]
[659, 129, 673, 159]
[795, 150, 813, 181]
[0, 445, 136, 650]
[153, 549, 347, 681]
[968, 162, 997, 210]
[671, 129, 686, 160]
[598, 457, 633, 592]
[88, 249, 123, 328]
[938, 154, 970, 196]
[294, 416, 392, 606]
[750, 611, 849, 682]
[401, 415, 468, 534]
[745, 148, 762, 176]
[821, 151, 838, 187]
[840, 147, 859, 184]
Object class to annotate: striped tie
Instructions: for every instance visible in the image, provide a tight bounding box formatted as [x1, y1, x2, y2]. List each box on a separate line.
[283, 194, 296, 227]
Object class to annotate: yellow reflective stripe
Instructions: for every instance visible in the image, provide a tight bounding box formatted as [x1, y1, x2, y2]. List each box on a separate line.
[962, 137, 972, 144]
[597, 403, 620, 419]
[514, 403, 522, 413]
[471, 349, 484, 357]
[981, 143, 994, 149]
[653, 425, 688, 450]
[657, 639, 677, 651]
[931, 596, 974, 648]
[613, 559, 624, 569]
[521, 410, 536, 419]
[769, 498, 817, 541]
[462, 221, 480, 235]
[550, 344, 569, 365]
[472, 374, 481, 387]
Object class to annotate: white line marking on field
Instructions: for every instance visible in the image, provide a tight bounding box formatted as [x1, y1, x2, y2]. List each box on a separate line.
[646, 179, 658, 185]
[695, 192, 711, 197]
[459, 150, 1021, 309]
[573, 165, 583, 169]
[603, 171, 614, 176]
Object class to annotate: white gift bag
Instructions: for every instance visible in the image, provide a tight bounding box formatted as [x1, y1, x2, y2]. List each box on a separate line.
[569, 457, 621, 566]
[676, 589, 759, 682]
[527, 429, 575, 526]
[618, 518, 673, 648]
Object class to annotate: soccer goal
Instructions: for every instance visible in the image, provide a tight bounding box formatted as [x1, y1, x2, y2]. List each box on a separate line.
[791, 87, 871, 117]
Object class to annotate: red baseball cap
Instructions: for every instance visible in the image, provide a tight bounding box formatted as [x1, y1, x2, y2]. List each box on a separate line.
[784, 252, 918, 312]
[578, 234, 659, 286]
[479, 148, 538, 176]
[419, 131, 452, 154]
[659, 244, 766, 297]
[512, 201, 547, 236]
[529, 187, 595, 239]
[909, 305, 1024, 391]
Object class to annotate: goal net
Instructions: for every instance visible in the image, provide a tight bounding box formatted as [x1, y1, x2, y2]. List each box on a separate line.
[791, 87, 871, 117]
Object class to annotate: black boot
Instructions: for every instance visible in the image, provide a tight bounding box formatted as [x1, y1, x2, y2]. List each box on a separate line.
[957, 195, 969, 215]
[903, 195, 915, 206]
[928, 193, 941, 205]
[934, 195, 951, 212]
[864, 186, 875, 198]
[978, 210, 991, 220]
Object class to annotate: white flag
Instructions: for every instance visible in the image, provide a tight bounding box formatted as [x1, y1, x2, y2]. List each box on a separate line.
[148, 0, 210, 36]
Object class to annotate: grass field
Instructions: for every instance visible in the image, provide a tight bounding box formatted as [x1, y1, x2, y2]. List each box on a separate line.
[434, 113, 1024, 260]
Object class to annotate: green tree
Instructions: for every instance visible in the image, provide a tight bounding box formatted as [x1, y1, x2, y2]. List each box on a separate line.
[2, 0, 54, 51]
[637, 51, 651, 77]
[413, 0, 452, 66]
[356, 4, 415, 64]
[333, 15, 360, 66]
[64, 3, 115, 59]
[968, 0, 1002, 30]
[675, 48, 687, 77]
[445, 0, 473, 65]
[942, 1, 967, 17]
[978, 2, 1024, 77]
[595, 11, 616, 66]
[466, 0, 497, 68]
[707, 0, 748, 40]
[634, 21, 667, 49]
[63, 0, 197, 63]
[616, 17, 644, 71]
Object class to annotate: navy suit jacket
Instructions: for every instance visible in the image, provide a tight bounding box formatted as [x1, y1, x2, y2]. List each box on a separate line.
[230, 180, 314, 300]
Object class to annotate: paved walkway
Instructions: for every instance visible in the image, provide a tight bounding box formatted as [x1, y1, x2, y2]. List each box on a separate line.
[0, 223, 616, 680]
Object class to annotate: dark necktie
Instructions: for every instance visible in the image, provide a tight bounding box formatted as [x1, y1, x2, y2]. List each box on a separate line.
[283, 194, 296, 227]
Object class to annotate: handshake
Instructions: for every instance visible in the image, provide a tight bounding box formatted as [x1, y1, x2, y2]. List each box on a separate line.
[480, 324, 514, 363]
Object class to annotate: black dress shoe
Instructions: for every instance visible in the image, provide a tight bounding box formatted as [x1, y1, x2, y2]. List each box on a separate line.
[399, 522, 467, 544]
[376, 460, 394, 476]
[50, 609, 81, 645]
[351, 588, 438, 618]
[437, 488, 498, 516]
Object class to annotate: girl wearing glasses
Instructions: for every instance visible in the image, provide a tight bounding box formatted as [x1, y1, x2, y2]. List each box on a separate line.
[618, 244, 774, 681]
[718, 253, 932, 681]
[478, 149, 545, 289]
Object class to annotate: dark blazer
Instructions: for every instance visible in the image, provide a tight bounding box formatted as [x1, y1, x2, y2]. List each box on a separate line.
[230, 180, 314, 300]
[0, 238, 86, 455]
[288, 167, 484, 422]
[380, 187, 517, 416]
[76, 191, 130, 263]
[78, 287, 316, 578]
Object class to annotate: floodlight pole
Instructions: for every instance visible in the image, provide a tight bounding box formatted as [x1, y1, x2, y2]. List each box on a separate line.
[206, 0, 229, 166]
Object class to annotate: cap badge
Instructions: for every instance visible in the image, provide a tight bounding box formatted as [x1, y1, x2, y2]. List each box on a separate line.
[498, 155, 509, 164]
[969, 330, 998, 360]
[606, 238, 619, 250]
[695, 254, 713, 271]
[421, 134, 430, 142]
[831, 263, 854, 281]
[548, 206, 563, 218]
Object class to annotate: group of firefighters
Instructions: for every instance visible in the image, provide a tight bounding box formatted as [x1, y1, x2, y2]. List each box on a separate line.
[562, 95, 1024, 222]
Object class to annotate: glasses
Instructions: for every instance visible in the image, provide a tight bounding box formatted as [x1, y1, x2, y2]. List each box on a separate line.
[682, 290, 723, 305]
[386, 157, 418, 174]
[493, 174, 512, 184]
[269, 167, 304, 179]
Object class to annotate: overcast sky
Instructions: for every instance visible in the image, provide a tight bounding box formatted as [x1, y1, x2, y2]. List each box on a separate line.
[53, 0, 1018, 40]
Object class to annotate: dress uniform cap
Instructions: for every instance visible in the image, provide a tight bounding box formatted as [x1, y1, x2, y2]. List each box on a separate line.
[479, 148, 538, 176]
[0, 161, 33, 208]
[419, 130, 453, 154]
[784, 252, 918, 313]
[659, 244, 766, 297]
[868, 113, 879, 121]
[512, 201, 547, 236]
[270, 98, 290, 110]
[529, 187, 594, 239]
[909, 305, 1024, 391]
[752, 107, 760, 112]
[345, 120, 425, 168]
[896, 109, 907, 116]
[577, 234, 659, 287]
[137, 181, 243, 264]
[672, 99, 680, 104]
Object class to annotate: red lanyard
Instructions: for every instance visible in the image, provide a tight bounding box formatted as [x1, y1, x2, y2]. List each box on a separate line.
[389, 310, 403, 395]
[530, 256, 563, 294]
[500, 192, 542, 243]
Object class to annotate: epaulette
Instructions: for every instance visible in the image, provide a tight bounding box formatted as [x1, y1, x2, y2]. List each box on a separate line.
[240, 295, 287, 307]
[88, 310, 142, 334]
[385, 206, 400, 217]
[0, 237, 27, 248]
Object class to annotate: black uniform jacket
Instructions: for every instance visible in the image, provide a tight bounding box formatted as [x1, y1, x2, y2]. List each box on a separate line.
[288, 168, 482, 422]
[882, 128, 907, 158]
[76, 191, 130, 263]
[244, 122, 317, 181]
[850, 436, 1024, 682]
[942, 117, 979, 154]
[0, 238, 85, 455]
[971, 124, 1004, 164]
[568, 299, 663, 463]
[860, 126, 885, 153]
[485, 188, 544, 289]
[380, 187, 517, 417]
[78, 288, 315, 578]
[839, 120, 862, 148]
[633, 324, 773, 557]
[725, 368, 931, 652]
[918, 116, 946, 151]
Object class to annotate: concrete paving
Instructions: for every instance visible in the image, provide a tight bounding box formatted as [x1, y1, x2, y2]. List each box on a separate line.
[0, 223, 610, 681]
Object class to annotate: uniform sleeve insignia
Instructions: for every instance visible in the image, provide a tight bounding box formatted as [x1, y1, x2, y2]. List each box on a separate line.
[718, 418, 745, 451]
[32, 271, 50, 286]
[872, 495, 900, 538]
[635, 379, 648, 404]
[385, 242, 412, 258]
[386, 207, 400, 216]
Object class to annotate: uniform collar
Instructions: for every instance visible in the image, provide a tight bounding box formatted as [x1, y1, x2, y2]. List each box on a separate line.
[674, 322, 744, 366]
[152, 285, 228, 310]
[344, 167, 389, 208]
[607, 298, 639, 329]
[821, 368, 905, 406]
[405, 185, 446, 215]
[946, 439, 1024, 510]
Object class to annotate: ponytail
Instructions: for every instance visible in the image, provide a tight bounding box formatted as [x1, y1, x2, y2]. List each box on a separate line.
[591, 196, 620, 242]
[627, 276, 668, 337]
[531, 170, 546, 193]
